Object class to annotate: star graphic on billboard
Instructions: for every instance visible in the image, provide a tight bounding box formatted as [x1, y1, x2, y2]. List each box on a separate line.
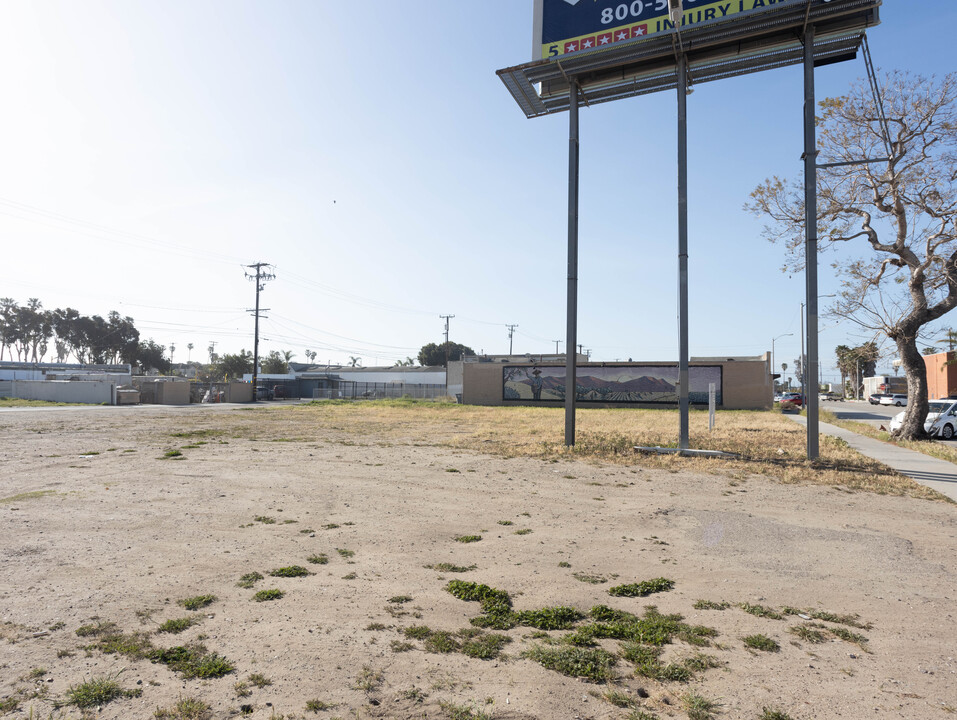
[598, 32, 613, 45]
[632, 24, 648, 37]
[564, 41, 578, 53]
[615, 30, 630, 42]
[581, 36, 595, 49]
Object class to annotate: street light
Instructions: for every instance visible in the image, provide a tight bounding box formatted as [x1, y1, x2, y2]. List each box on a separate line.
[772, 333, 793, 393]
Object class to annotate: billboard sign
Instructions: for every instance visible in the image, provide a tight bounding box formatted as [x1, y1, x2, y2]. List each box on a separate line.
[503, 364, 722, 405]
[535, 0, 803, 60]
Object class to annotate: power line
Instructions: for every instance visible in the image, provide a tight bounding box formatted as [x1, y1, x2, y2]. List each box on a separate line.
[0, 196, 246, 265]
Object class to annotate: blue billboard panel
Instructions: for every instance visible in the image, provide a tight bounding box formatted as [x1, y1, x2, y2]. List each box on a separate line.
[537, 0, 801, 60]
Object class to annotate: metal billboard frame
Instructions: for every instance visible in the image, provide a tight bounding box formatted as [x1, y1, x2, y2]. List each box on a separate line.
[496, 0, 881, 458]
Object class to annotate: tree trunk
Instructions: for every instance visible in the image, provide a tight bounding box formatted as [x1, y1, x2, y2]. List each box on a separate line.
[895, 334, 929, 440]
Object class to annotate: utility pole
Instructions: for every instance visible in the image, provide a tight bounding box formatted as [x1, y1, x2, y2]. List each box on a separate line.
[245, 263, 275, 397]
[553, 340, 562, 355]
[506, 324, 518, 355]
[208, 341, 217, 364]
[440, 314, 454, 368]
[169, 342, 175, 373]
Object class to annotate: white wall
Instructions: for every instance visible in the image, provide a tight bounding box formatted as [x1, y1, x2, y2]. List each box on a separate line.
[13, 380, 115, 404]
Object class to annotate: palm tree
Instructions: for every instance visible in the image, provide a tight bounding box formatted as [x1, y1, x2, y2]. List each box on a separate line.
[781, 362, 788, 390]
[349, 356, 361, 367]
[936, 328, 957, 352]
[187, 343, 194, 362]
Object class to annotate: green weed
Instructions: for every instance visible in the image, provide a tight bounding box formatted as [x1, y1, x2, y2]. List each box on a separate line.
[514, 606, 583, 631]
[158, 617, 200, 634]
[683, 693, 721, 720]
[237, 572, 264, 588]
[425, 563, 476, 573]
[269, 565, 311, 577]
[404, 625, 433, 640]
[740, 603, 783, 620]
[693, 600, 731, 610]
[608, 578, 674, 597]
[523, 644, 617, 682]
[305, 699, 336, 713]
[248, 673, 272, 687]
[789, 624, 828, 643]
[90, 630, 155, 659]
[178, 595, 216, 611]
[75, 621, 118, 637]
[439, 701, 493, 720]
[831, 626, 869, 648]
[307, 553, 329, 565]
[336, 548, 355, 558]
[149, 644, 234, 678]
[573, 572, 607, 584]
[603, 689, 635, 708]
[67, 675, 138, 708]
[743, 634, 780, 652]
[352, 665, 383, 692]
[153, 696, 213, 719]
[253, 589, 284, 602]
[454, 535, 482, 543]
[760, 708, 795, 720]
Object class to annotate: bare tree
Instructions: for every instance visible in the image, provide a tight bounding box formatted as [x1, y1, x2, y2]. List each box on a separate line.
[748, 72, 957, 439]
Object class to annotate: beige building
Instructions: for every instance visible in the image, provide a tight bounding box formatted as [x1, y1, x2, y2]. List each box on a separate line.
[459, 354, 772, 410]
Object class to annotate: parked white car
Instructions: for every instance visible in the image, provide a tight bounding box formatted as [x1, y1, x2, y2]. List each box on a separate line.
[890, 400, 957, 439]
[880, 393, 907, 407]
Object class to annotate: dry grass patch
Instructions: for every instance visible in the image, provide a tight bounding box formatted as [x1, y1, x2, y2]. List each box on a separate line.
[264, 401, 946, 500]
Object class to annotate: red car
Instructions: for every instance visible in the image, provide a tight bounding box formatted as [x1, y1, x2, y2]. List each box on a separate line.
[780, 392, 804, 407]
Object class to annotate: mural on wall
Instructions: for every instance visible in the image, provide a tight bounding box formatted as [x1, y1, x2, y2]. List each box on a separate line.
[503, 365, 722, 405]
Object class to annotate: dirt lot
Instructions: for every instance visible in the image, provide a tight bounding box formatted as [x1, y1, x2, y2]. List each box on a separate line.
[1, 403, 955, 719]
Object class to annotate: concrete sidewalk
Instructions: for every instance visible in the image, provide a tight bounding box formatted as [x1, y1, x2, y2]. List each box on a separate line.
[789, 415, 957, 502]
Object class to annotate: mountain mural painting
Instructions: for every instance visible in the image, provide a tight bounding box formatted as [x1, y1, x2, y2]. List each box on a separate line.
[502, 365, 722, 404]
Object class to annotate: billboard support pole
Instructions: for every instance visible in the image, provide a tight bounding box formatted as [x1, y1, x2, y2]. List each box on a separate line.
[803, 25, 820, 460]
[565, 78, 580, 446]
[677, 52, 690, 450]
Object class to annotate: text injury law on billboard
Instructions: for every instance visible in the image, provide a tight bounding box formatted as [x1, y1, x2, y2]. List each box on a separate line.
[535, 0, 803, 60]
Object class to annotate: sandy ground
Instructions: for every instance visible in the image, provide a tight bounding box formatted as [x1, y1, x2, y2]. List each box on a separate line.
[0, 404, 955, 720]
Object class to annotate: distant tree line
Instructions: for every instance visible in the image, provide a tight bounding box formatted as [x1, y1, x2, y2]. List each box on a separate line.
[1, 297, 140, 366]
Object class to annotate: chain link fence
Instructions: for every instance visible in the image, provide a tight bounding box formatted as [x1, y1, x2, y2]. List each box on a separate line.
[312, 382, 448, 400]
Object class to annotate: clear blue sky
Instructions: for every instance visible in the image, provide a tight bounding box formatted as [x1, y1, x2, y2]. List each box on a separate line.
[0, 1, 952, 383]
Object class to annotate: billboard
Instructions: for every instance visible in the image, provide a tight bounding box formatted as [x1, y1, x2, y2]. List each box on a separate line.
[503, 365, 722, 405]
[535, 0, 803, 60]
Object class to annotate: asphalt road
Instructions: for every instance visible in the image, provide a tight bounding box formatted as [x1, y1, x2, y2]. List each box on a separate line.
[821, 399, 904, 429]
